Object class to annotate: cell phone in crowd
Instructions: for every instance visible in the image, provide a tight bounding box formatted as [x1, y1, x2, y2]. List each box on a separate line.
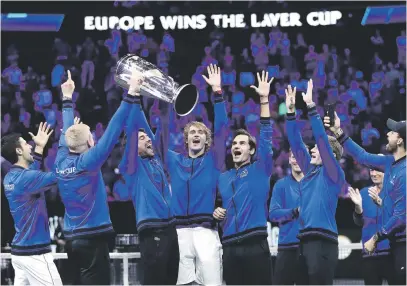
[325, 103, 336, 127]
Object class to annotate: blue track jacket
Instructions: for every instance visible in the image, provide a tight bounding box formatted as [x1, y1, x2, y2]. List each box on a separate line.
[55, 96, 135, 239]
[218, 117, 273, 245]
[117, 97, 174, 232]
[286, 106, 346, 243]
[4, 153, 56, 255]
[168, 93, 228, 228]
[353, 186, 391, 258]
[269, 175, 300, 250]
[339, 135, 406, 243]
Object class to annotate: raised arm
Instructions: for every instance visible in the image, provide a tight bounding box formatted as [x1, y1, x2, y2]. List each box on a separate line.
[203, 64, 228, 171]
[79, 70, 143, 170]
[376, 173, 406, 241]
[302, 79, 345, 184]
[324, 113, 393, 171]
[285, 85, 312, 174]
[119, 100, 141, 176]
[251, 71, 274, 175]
[269, 180, 299, 224]
[155, 100, 171, 166]
[56, 71, 75, 164]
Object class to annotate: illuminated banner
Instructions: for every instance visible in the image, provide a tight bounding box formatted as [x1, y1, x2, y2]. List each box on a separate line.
[1, 13, 65, 31]
[84, 11, 343, 31]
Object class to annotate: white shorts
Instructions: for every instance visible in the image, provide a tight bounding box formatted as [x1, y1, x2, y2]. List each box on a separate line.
[11, 253, 63, 286]
[176, 227, 223, 285]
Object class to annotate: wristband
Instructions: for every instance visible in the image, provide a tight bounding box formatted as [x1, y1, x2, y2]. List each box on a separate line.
[334, 128, 344, 139]
[260, 101, 269, 105]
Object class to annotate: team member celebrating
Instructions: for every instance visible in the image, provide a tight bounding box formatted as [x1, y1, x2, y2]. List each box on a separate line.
[54, 70, 141, 285]
[326, 114, 406, 285]
[2, 123, 62, 286]
[348, 164, 397, 285]
[169, 64, 228, 285]
[215, 71, 274, 285]
[117, 79, 179, 285]
[285, 81, 345, 285]
[269, 148, 304, 285]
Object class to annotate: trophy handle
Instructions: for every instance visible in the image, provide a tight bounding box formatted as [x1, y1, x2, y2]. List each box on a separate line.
[173, 84, 199, 116]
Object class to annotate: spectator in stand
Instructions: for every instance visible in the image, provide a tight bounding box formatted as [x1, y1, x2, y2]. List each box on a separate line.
[80, 37, 98, 89]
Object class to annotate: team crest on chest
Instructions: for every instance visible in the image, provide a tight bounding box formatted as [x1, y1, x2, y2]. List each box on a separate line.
[239, 169, 248, 178]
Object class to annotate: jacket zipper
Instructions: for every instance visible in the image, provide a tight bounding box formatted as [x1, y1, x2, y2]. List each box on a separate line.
[231, 170, 239, 233]
[152, 160, 170, 218]
[187, 159, 195, 216]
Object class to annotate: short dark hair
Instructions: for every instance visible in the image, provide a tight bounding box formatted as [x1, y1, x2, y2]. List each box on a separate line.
[1, 133, 22, 164]
[121, 128, 147, 147]
[232, 129, 257, 155]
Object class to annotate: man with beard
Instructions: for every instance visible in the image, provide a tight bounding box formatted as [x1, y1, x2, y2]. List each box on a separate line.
[348, 163, 397, 285]
[169, 64, 228, 285]
[117, 84, 179, 285]
[2, 123, 62, 285]
[214, 71, 274, 285]
[117, 64, 227, 285]
[285, 81, 345, 285]
[269, 148, 305, 285]
[326, 115, 406, 285]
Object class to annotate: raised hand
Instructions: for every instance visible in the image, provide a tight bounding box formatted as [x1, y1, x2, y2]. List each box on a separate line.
[213, 207, 226, 220]
[128, 69, 145, 96]
[323, 112, 341, 133]
[301, 79, 314, 105]
[202, 64, 221, 92]
[285, 85, 296, 113]
[368, 186, 382, 206]
[61, 70, 75, 99]
[348, 187, 362, 209]
[29, 122, 54, 149]
[74, 117, 81, 125]
[250, 70, 274, 101]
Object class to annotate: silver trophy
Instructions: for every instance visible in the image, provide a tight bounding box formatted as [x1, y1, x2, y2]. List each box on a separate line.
[114, 54, 199, 116]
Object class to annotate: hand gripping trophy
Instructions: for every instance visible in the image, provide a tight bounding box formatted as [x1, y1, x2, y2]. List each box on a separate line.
[115, 54, 199, 116]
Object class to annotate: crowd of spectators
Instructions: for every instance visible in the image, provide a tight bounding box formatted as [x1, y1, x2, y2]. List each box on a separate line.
[1, 1, 406, 244]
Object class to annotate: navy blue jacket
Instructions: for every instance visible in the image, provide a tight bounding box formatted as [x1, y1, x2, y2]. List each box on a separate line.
[218, 117, 273, 245]
[353, 186, 391, 258]
[286, 106, 346, 243]
[340, 136, 406, 243]
[4, 153, 56, 255]
[117, 97, 174, 232]
[55, 96, 135, 239]
[269, 175, 300, 250]
[169, 93, 228, 228]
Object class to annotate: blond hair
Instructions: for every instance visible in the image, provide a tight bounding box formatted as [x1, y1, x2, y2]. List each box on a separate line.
[65, 124, 91, 152]
[328, 135, 343, 160]
[183, 121, 212, 152]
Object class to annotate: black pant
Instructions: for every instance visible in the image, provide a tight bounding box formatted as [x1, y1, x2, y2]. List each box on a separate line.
[138, 226, 179, 285]
[362, 255, 397, 285]
[66, 238, 111, 285]
[273, 248, 304, 285]
[391, 242, 406, 285]
[223, 236, 272, 285]
[298, 238, 338, 285]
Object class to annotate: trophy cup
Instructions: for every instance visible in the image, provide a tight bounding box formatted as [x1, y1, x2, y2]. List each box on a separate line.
[114, 54, 199, 116]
